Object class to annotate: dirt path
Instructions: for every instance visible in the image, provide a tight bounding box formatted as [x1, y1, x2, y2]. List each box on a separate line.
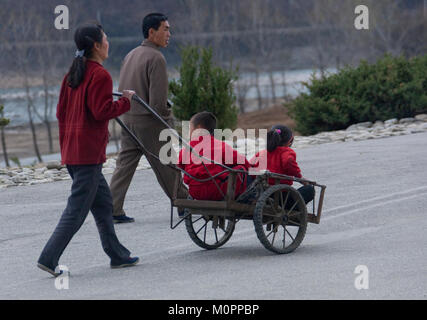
[237, 104, 295, 131]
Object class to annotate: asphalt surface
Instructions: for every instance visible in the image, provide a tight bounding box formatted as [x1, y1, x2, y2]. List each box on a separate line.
[1, 132, 426, 299]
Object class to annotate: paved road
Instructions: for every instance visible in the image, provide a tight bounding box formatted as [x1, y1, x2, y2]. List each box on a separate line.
[1, 132, 426, 299]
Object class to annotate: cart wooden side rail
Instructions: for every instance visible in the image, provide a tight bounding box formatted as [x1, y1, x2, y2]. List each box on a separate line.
[172, 172, 326, 224]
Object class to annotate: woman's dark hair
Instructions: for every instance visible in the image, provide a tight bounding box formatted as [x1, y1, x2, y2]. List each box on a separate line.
[67, 22, 104, 88]
[191, 111, 217, 135]
[267, 125, 293, 152]
[142, 13, 168, 39]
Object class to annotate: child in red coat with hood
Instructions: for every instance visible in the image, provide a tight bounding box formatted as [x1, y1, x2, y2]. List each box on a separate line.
[250, 125, 314, 205]
[178, 112, 251, 201]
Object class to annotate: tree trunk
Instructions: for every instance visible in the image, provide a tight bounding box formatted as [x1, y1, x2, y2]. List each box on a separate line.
[0, 108, 9, 167]
[45, 119, 53, 154]
[0, 127, 8, 167]
[28, 104, 43, 163]
[254, 68, 263, 110]
[24, 81, 43, 163]
[21, 61, 43, 163]
[281, 70, 287, 98]
[236, 82, 247, 114]
[268, 70, 276, 104]
[42, 74, 54, 153]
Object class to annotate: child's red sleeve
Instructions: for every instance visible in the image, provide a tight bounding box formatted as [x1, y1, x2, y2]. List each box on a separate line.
[222, 142, 250, 169]
[281, 150, 302, 178]
[249, 152, 260, 167]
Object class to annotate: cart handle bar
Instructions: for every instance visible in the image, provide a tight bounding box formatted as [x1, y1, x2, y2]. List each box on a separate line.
[113, 92, 250, 175]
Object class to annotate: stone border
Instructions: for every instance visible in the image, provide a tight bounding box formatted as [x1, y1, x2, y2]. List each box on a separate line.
[1, 114, 427, 189]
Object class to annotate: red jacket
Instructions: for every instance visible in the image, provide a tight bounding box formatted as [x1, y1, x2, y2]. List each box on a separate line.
[56, 60, 130, 165]
[250, 146, 302, 185]
[178, 134, 250, 200]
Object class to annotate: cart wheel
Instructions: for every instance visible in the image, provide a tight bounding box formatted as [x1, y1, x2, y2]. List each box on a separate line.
[185, 213, 235, 250]
[253, 184, 307, 254]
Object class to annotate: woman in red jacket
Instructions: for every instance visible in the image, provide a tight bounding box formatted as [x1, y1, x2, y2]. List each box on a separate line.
[37, 23, 139, 277]
[251, 125, 314, 205]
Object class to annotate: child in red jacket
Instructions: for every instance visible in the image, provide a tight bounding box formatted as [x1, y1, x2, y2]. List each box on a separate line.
[250, 125, 314, 205]
[178, 112, 251, 200]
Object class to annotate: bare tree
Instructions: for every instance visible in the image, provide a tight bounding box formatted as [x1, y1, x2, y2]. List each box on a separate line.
[0, 103, 10, 167]
[234, 70, 253, 113]
[246, 0, 266, 110]
[366, 0, 426, 58]
[32, 21, 66, 155]
[5, 4, 43, 162]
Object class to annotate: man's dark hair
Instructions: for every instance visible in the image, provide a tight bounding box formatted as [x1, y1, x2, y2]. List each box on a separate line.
[191, 111, 217, 135]
[142, 13, 168, 38]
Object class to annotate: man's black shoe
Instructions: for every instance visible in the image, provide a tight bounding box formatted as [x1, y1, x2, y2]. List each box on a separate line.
[113, 215, 135, 224]
[178, 207, 188, 218]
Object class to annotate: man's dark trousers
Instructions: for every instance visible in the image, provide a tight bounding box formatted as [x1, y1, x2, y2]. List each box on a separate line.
[38, 164, 131, 269]
[110, 117, 188, 216]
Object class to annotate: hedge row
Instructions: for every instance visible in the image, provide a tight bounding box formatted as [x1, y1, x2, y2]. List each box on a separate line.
[289, 54, 427, 135]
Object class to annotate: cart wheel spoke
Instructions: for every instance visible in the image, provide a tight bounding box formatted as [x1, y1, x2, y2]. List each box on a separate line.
[285, 226, 295, 242]
[282, 228, 285, 249]
[196, 221, 208, 236]
[283, 192, 290, 210]
[287, 201, 299, 216]
[192, 216, 205, 224]
[185, 213, 236, 250]
[287, 219, 301, 226]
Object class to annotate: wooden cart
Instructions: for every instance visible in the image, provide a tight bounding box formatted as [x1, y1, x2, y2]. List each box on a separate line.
[172, 171, 326, 254]
[113, 92, 326, 254]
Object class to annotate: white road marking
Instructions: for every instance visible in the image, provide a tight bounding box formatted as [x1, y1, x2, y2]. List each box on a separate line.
[321, 185, 427, 215]
[322, 192, 427, 222]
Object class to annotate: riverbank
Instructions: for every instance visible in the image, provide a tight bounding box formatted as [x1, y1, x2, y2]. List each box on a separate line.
[0, 121, 123, 166]
[1, 122, 61, 165]
[0, 103, 292, 164]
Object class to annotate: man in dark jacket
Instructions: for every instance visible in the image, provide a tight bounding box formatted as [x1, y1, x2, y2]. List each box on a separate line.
[110, 13, 188, 223]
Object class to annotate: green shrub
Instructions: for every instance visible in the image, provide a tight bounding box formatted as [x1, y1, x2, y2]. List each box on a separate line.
[169, 46, 238, 130]
[289, 54, 427, 135]
[0, 105, 10, 127]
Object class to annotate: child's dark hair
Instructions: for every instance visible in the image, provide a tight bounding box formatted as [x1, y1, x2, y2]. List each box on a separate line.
[191, 111, 217, 135]
[67, 22, 104, 89]
[267, 125, 293, 152]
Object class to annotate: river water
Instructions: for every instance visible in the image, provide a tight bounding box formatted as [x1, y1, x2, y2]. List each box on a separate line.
[0, 68, 336, 127]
